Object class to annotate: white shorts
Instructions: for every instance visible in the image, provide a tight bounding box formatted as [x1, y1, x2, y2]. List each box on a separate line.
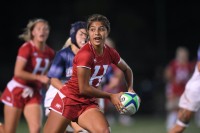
[179, 78, 200, 112]
[44, 85, 58, 116]
[44, 85, 75, 132]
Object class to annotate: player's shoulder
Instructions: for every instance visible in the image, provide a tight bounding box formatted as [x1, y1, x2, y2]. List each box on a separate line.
[45, 44, 55, 54]
[59, 46, 73, 53]
[19, 41, 33, 51]
[104, 44, 120, 57]
[74, 43, 94, 62]
[104, 44, 116, 51]
[58, 46, 74, 57]
[78, 43, 93, 55]
[21, 41, 32, 48]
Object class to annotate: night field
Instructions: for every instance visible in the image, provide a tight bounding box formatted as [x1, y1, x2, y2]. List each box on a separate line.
[11, 115, 199, 133]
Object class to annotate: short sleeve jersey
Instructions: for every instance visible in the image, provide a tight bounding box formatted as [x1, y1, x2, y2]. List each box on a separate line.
[60, 42, 121, 104]
[14, 41, 55, 89]
[167, 59, 193, 96]
[47, 46, 75, 83]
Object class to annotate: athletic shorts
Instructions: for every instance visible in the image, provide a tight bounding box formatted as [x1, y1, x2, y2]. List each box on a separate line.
[179, 78, 200, 112]
[50, 91, 99, 121]
[44, 85, 59, 116]
[1, 79, 41, 108]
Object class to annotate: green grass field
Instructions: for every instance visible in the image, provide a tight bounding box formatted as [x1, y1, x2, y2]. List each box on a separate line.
[14, 115, 199, 133]
[109, 115, 199, 133]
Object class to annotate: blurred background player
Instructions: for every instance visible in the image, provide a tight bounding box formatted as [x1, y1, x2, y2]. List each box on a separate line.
[44, 21, 88, 133]
[168, 45, 200, 133]
[164, 46, 194, 131]
[0, 18, 55, 133]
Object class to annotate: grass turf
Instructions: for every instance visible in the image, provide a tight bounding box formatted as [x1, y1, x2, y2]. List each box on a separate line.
[13, 115, 199, 133]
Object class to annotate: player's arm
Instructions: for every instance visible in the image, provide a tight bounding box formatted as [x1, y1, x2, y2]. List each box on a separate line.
[47, 51, 66, 89]
[116, 58, 134, 93]
[77, 67, 123, 112]
[14, 58, 49, 84]
[50, 78, 63, 90]
[169, 108, 192, 133]
[77, 67, 109, 98]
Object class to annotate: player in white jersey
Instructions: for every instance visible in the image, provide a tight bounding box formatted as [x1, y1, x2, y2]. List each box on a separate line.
[169, 45, 200, 133]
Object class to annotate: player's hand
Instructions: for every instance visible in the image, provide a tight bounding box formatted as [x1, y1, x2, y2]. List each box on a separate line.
[22, 87, 34, 98]
[36, 75, 50, 84]
[110, 92, 124, 113]
[128, 88, 135, 93]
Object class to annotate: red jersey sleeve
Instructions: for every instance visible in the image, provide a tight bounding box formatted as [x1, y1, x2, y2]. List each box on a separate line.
[17, 43, 32, 61]
[75, 50, 94, 69]
[109, 47, 121, 65]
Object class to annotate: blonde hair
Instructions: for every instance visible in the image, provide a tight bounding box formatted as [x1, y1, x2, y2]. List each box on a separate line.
[18, 18, 49, 41]
[62, 38, 72, 49]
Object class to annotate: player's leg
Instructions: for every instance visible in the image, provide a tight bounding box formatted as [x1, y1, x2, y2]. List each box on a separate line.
[43, 110, 70, 133]
[165, 86, 180, 131]
[169, 108, 194, 133]
[69, 121, 88, 133]
[166, 110, 178, 130]
[169, 79, 200, 133]
[78, 108, 110, 133]
[23, 104, 42, 133]
[4, 105, 22, 133]
[0, 122, 4, 133]
[194, 109, 200, 127]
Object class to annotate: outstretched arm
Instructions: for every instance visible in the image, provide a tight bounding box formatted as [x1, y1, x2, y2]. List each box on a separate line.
[117, 58, 134, 92]
[77, 67, 123, 112]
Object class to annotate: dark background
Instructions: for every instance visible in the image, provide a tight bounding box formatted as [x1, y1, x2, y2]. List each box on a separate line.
[1, 0, 200, 116]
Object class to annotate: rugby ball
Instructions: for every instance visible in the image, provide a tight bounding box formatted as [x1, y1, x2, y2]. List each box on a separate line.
[120, 92, 140, 115]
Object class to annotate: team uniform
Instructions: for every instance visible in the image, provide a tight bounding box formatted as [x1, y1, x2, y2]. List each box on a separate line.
[44, 46, 77, 132]
[44, 46, 75, 115]
[165, 53, 194, 130]
[165, 60, 193, 98]
[1, 41, 55, 108]
[179, 45, 200, 111]
[165, 59, 193, 111]
[50, 42, 121, 121]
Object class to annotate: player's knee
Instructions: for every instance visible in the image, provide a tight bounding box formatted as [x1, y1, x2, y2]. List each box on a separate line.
[29, 123, 41, 133]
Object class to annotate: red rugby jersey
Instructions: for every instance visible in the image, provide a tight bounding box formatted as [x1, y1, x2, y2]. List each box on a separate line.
[61, 42, 120, 104]
[13, 41, 55, 89]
